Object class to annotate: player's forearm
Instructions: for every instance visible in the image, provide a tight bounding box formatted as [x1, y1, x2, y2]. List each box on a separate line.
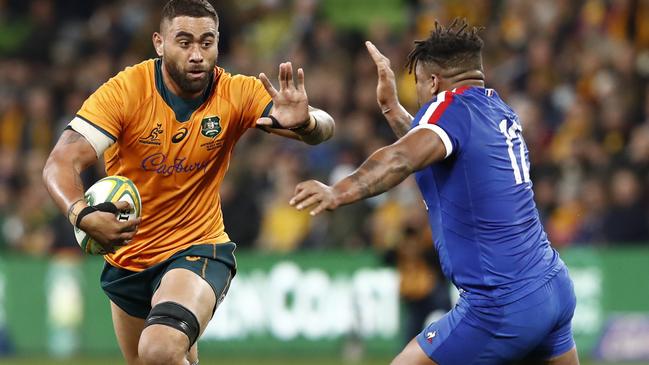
[43, 131, 97, 225]
[43, 154, 88, 225]
[295, 108, 334, 145]
[382, 103, 413, 138]
[332, 146, 413, 206]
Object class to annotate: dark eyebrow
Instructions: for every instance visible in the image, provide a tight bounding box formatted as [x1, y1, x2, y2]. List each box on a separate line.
[174, 31, 216, 40]
[175, 31, 194, 39]
[199, 32, 216, 40]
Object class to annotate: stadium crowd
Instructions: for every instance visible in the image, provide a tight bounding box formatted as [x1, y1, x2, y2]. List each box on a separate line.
[0, 0, 648, 256]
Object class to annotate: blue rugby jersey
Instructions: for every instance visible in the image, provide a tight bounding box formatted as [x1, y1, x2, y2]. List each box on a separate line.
[410, 86, 563, 306]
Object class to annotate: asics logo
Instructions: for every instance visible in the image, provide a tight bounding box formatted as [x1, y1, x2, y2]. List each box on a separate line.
[172, 127, 188, 143]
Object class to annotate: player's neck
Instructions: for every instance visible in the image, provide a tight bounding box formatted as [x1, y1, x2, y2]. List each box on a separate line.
[161, 64, 205, 100]
[445, 70, 485, 90]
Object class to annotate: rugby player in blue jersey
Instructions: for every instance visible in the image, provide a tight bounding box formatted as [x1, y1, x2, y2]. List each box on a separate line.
[290, 19, 579, 365]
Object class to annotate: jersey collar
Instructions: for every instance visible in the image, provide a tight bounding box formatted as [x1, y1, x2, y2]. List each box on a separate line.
[154, 58, 216, 122]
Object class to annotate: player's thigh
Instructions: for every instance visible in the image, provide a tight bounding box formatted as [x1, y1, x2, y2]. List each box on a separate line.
[153, 253, 234, 331]
[151, 267, 217, 330]
[151, 245, 235, 332]
[392, 338, 438, 365]
[110, 301, 146, 365]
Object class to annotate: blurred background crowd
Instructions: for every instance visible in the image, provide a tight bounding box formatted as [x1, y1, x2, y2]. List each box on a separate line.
[0, 0, 648, 259]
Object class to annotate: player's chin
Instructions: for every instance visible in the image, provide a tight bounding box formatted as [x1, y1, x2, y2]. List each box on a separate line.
[181, 76, 209, 93]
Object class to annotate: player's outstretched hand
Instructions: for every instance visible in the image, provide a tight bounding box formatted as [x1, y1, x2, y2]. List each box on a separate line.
[256, 62, 310, 129]
[290, 180, 340, 216]
[366, 41, 399, 112]
[78, 200, 141, 253]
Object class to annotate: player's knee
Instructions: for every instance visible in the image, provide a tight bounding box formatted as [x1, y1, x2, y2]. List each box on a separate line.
[144, 301, 200, 347]
[138, 301, 201, 365]
[138, 326, 189, 365]
[138, 330, 186, 365]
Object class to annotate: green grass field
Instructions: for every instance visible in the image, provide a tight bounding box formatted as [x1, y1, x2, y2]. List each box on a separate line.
[0, 358, 647, 365]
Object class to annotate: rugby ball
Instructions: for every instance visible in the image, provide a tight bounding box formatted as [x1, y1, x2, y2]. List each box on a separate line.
[74, 175, 142, 255]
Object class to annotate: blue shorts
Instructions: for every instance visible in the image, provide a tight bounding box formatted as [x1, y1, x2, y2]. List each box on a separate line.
[416, 266, 576, 365]
[101, 243, 237, 319]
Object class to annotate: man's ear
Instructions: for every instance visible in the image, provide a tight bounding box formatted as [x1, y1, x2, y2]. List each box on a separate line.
[430, 74, 439, 98]
[152, 32, 164, 57]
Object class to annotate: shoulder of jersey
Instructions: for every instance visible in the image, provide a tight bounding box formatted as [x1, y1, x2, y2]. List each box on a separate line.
[441, 88, 472, 111]
[225, 71, 262, 87]
[112, 58, 153, 79]
[108, 59, 156, 96]
[212, 69, 260, 99]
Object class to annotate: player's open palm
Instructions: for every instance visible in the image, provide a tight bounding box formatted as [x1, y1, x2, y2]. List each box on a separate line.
[257, 62, 310, 129]
[78, 200, 140, 253]
[366, 41, 399, 110]
[290, 180, 339, 216]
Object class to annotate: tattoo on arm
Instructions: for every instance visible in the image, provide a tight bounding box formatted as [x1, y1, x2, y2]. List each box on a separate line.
[67, 198, 84, 224]
[349, 160, 382, 197]
[338, 148, 414, 205]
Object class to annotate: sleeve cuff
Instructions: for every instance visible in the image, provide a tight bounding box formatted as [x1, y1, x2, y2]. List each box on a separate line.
[412, 124, 453, 158]
[68, 116, 115, 158]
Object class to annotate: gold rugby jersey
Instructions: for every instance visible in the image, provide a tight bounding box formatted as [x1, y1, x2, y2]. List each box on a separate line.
[72, 59, 272, 271]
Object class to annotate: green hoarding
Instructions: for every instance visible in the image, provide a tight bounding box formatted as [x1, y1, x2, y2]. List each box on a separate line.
[560, 248, 649, 359]
[0, 247, 647, 359]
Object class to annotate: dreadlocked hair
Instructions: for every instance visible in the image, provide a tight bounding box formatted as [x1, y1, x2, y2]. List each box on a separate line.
[406, 18, 484, 74]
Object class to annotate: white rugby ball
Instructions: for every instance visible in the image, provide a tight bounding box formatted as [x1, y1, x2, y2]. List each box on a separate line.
[74, 175, 142, 255]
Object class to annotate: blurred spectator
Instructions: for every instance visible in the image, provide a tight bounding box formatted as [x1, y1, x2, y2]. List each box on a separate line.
[574, 177, 608, 244]
[257, 148, 312, 252]
[602, 168, 649, 243]
[221, 172, 263, 249]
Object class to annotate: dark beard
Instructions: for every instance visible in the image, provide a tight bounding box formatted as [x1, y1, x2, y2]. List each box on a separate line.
[163, 58, 214, 95]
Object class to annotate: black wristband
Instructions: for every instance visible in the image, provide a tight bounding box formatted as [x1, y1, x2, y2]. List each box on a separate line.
[268, 115, 283, 129]
[267, 115, 311, 130]
[75, 202, 118, 228]
[75, 206, 96, 228]
[287, 116, 313, 131]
